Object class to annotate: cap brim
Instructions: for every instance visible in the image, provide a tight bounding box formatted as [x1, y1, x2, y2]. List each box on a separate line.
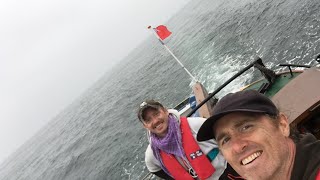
[196, 109, 268, 141]
[139, 105, 161, 121]
[196, 114, 223, 141]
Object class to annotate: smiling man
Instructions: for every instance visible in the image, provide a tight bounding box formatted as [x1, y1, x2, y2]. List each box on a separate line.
[137, 100, 229, 180]
[197, 90, 320, 180]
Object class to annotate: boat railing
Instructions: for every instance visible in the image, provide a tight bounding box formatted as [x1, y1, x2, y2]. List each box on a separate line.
[187, 57, 276, 117]
[279, 63, 311, 77]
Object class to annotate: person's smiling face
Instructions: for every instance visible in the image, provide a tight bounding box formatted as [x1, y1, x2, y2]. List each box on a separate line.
[214, 112, 293, 180]
[142, 107, 169, 138]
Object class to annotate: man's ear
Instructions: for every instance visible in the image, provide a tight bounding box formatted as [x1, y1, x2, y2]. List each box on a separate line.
[162, 107, 169, 115]
[278, 112, 290, 137]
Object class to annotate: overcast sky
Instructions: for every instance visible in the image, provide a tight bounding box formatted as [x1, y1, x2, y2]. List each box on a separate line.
[0, 0, 190, 163]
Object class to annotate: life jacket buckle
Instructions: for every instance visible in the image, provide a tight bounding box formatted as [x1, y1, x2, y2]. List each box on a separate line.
[188, 168, 198, 178]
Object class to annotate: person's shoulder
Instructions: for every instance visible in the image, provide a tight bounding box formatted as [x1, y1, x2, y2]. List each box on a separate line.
[186, 116, 206, 131]
[168, 109, 180, 119]
[187, 116, 206, 122]
[293, 133, 320, 179]
[145, 144, 155, 161]
[299, 133, 320, 150]
[145, 144, 152, 156]
[144, 144, 162, 172]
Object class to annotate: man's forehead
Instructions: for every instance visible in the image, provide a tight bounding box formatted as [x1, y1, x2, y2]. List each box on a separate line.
[143, 107, 164, 117]
[143, 107, 160, 114]
[213, 113, 258, 137]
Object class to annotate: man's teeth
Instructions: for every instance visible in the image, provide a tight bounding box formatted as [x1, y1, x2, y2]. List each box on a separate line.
[242, 151, 261, 165]
[155, 123, 162, 129]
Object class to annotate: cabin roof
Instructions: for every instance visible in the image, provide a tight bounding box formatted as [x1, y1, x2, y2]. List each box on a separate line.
[271, 68, 320, 124]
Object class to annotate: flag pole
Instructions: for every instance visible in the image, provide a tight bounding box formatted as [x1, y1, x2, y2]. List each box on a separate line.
[148, 25, 214, 118]
[148, 26, 198, 82]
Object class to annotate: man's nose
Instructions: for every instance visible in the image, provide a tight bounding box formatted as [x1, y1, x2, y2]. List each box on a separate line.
[150, 116, 159, 124]
[230, 136, 248, 153]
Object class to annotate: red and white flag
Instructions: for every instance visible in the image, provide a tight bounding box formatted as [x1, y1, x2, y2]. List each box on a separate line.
[147, 24, 198, 82]
[154, 25, 172, 40]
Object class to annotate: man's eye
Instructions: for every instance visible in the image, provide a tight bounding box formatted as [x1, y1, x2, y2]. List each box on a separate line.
[144, 117, 152, 123]
[144, 119, 151, 123]
[221, 137, 230, 145]
[241, 124, 253, 131]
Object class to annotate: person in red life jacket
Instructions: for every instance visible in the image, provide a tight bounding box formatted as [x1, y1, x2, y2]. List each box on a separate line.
[137, 100, 228, 180]
[197, 90, 320, 180]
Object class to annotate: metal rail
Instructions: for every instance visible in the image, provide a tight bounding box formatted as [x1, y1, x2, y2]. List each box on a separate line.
[279, 63, 311, 77]
[186, 57, 275, 117]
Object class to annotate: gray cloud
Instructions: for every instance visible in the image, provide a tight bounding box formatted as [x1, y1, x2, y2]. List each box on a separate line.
[0, 0, 189, 163]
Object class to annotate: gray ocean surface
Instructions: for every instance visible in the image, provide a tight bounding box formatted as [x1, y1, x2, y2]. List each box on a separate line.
[1, 0, 320, 179]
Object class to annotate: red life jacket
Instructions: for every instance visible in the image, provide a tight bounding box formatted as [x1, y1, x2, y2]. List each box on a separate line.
[316, 169, 320, 180]
[160, 117, 215, 180]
